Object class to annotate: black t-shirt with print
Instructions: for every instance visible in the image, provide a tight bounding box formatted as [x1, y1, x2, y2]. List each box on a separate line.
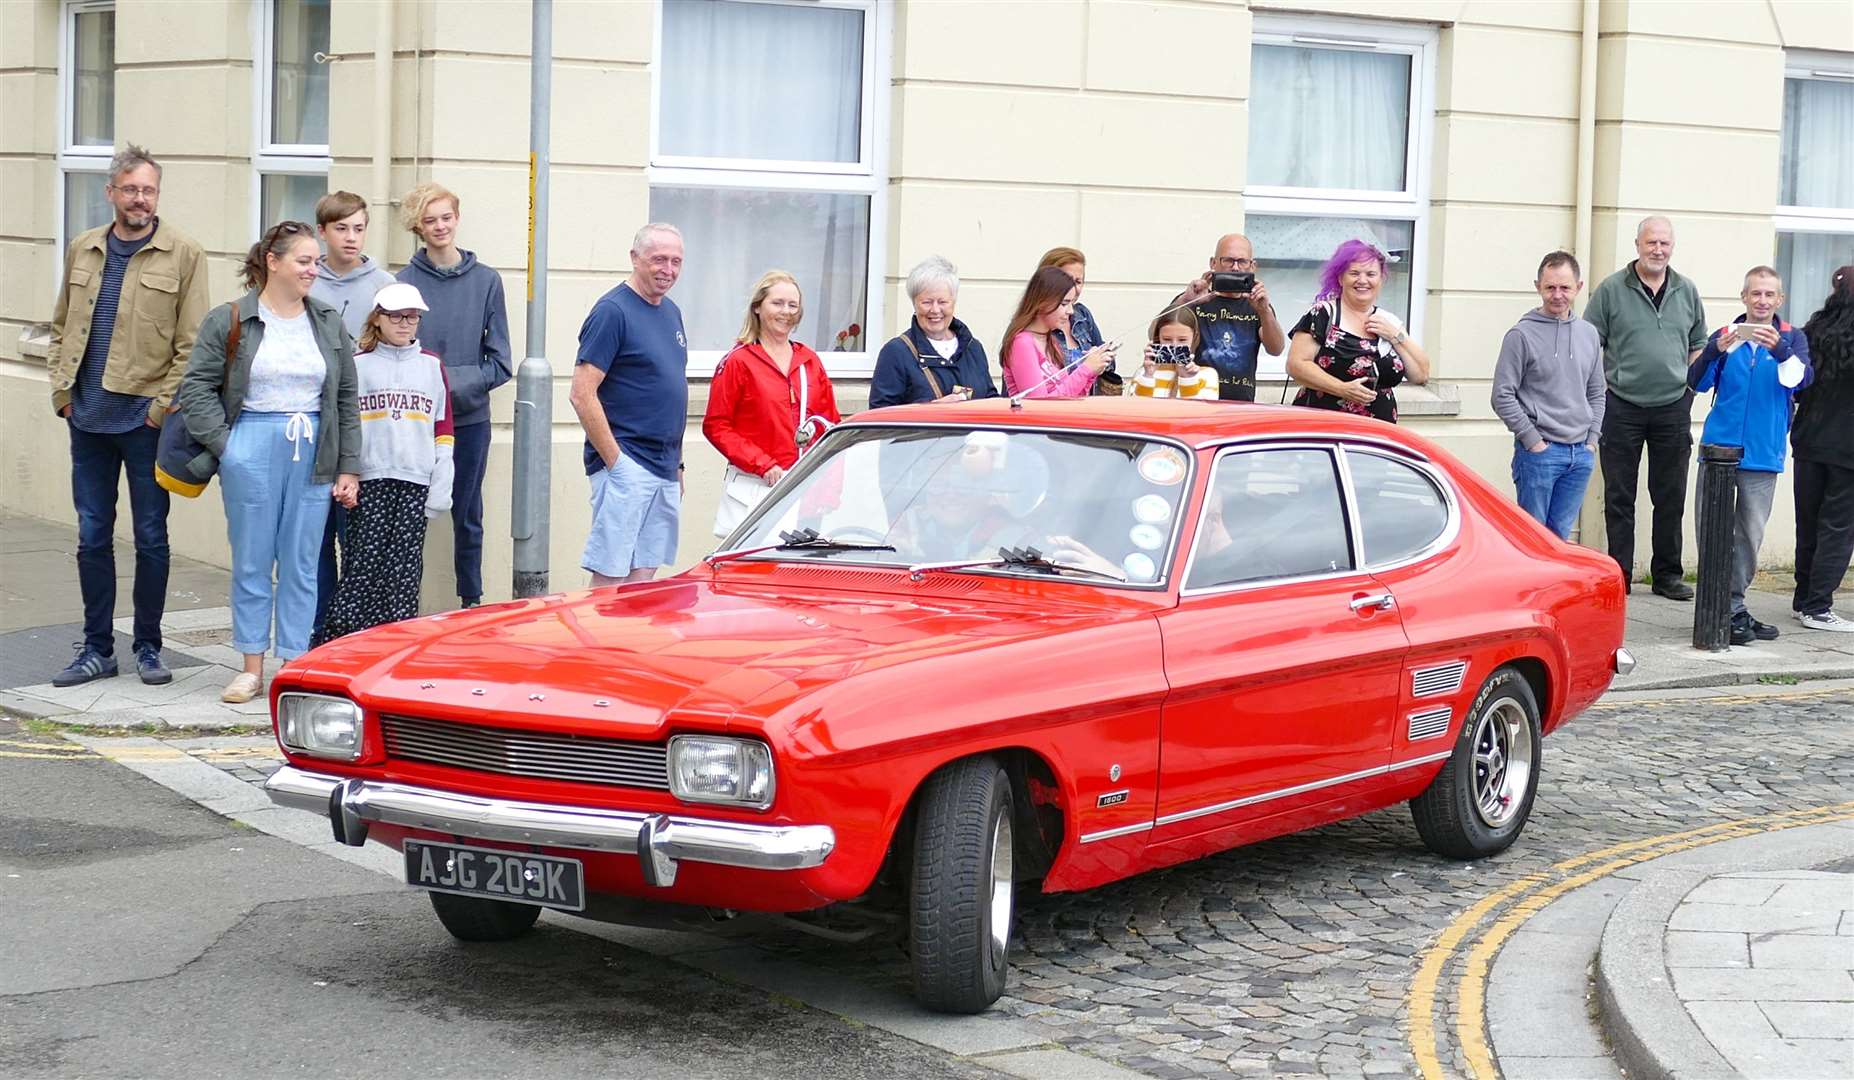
[1288, 301, 1405, 423]
[1191, 295, 1262, 402]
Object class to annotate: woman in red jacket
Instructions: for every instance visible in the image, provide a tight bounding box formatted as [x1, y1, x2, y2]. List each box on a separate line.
[703, 270, 841, 537]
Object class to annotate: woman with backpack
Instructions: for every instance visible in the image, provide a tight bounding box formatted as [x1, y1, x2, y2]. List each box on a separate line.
[175, 221, 360, 703]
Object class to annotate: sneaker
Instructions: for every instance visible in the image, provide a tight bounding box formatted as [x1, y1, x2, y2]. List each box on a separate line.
[135, 645, 173, 686]
[221, 672, 262, 703]
[1652, 580, 1696, 601]
[1729, 614, 1755, 646]
[1800, 610, 1854, 633]
[1749, 618, 1779, 641]
[52, 644, 118, 688]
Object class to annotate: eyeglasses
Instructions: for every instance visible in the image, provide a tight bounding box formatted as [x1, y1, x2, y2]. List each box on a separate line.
[110, 185, 159, 199]
[383, 312, 422, 325]
[1212, 256, 1256, 270]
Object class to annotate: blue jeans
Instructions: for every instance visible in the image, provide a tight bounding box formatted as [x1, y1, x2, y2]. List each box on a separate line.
[1512, 441, 1594, 540]
[68, 420, 169, 655]
[450, 421, 489, 603]
[313, 503, 347, 636]
[219, 413, 331, 659]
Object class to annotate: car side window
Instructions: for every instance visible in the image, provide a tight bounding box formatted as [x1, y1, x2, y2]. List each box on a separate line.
[1187, 448, 1354, 590]
[1346, 450, 1450, 566]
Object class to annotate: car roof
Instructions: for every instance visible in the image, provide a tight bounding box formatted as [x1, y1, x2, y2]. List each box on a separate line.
[851, 398, 1431, 453]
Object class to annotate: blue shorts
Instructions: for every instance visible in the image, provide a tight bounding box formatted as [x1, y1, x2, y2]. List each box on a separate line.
[582, 454, 680, 577]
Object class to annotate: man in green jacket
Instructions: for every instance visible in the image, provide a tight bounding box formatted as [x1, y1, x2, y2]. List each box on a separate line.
[46, 144, 209, 687]
[1584, 216, 1709, 599]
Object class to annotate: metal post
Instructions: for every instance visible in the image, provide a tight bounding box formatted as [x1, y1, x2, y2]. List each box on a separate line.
[1692, 443, 1742, 651]
[512, 0, 552, 599]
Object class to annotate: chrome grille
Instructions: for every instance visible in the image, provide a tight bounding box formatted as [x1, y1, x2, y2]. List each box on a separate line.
[1411, 660, 1468, 698]
[382, 714, 670, 791]
[1408, 706, 1452, 741]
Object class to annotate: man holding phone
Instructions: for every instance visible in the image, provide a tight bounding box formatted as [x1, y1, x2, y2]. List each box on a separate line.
[1686, 266, 1812, 644]
[1175, 233, 1286, 401]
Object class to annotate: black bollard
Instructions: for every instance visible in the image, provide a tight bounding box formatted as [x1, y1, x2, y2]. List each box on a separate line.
[1692, 443, 1743, 651]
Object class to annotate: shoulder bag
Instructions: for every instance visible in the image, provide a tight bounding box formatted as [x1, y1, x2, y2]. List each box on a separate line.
[154, 303, 240, 498]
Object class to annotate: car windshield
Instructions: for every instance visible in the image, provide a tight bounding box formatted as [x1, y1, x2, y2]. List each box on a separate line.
[722, 426, 1192, 585]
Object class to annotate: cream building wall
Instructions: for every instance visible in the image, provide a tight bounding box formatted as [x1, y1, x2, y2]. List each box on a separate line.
[3, 0, 1851, 613]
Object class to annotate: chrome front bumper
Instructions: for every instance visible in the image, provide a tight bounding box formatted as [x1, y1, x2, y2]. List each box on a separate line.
[264, 765, 835, 888]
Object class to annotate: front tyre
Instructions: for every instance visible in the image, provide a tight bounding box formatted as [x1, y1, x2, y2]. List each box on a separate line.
[428, 889, 543, 942]
[909, 757, 1014, 1013]
[1410, 666, 1543, 860]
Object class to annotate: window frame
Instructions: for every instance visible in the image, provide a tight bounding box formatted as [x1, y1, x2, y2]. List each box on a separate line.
[250, 0, 331, 238]
[1336, 444, 1458, 572]
[1774, 51, 1854, 317]
[1181, 442, 1361, 597]
[55, 0, 116, 273]
[1244, 15, 1437, 379]
[647, 0, 891, 378]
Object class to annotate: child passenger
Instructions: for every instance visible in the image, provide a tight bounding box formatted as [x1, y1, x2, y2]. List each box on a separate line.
[1134, 308, 1220, 399]
[312, 283, 455, 645]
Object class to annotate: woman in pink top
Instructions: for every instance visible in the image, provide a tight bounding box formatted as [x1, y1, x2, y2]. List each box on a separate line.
[997, 266, 1115, 398]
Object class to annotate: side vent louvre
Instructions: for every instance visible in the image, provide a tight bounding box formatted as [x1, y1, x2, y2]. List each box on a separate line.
[1412, 660, 1468, 698]
[1408, 706, 1452, 741]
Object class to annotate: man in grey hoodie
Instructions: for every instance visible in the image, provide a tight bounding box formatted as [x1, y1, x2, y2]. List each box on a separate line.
[1492, 251, 1606, 540]
[308, 190, 398, 634]
[395, 182, 512, 607]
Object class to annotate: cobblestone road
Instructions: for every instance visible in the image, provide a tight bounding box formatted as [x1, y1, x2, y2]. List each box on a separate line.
[176, 687, 1854, 1079]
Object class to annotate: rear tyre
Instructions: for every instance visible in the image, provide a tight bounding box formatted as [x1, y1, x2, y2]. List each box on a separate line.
[909, 756, 1014, 1013]
[428, 889, 543, 942]
[1410, 666, 1542, 860]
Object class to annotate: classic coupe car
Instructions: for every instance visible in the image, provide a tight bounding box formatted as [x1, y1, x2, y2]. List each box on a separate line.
[264, 399, 1630, 1012]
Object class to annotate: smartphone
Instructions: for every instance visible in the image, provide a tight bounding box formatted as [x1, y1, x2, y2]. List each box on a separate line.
[1211, 270, 1255, 295]
[1732, 323, 1760, 343]
[1152, 343, 1191, 365]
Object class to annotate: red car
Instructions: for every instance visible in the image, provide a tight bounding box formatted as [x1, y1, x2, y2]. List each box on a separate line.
[265, 400, 1630, 1012]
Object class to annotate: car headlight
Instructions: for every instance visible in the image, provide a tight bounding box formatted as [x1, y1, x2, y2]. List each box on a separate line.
[667, 735, 775, 810]
[277, 692, 365, 762]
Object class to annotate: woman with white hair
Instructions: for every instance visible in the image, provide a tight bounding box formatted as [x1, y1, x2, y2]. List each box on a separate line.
[869, 256, 997, 407]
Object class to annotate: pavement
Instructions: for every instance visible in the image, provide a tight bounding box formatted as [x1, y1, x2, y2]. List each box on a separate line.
[5, 507, 1853, 1078]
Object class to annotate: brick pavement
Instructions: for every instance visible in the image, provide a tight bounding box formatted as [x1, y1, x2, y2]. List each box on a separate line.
[163, 687, 1854, 1079]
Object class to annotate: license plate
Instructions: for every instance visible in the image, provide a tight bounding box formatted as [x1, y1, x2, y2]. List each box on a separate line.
[404, 839, 586, 912]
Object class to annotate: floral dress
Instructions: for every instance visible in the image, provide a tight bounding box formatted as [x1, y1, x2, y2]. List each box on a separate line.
[1289, 300, 1405, 423]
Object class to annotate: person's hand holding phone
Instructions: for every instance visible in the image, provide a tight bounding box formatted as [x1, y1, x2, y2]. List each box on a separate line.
[1248, 277, 1269, 309]
[1081, 343, 1115, 375]
[1338, 377, 1378, 405]
[1746, 323, 1780, 349]
[1141, 344, 1158, 378]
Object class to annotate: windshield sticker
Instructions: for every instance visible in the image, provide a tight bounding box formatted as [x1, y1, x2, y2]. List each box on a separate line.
[1137, 447, 1187, 487]
[1129, 523, 1165, 551]
[1121, 552, 1157, 583]
[1132, 494, 1172, 524]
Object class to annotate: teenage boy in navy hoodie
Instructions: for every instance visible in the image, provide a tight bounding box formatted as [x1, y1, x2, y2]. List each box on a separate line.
[1688, 266, 1813, 645]
[396, 182, 511, 608]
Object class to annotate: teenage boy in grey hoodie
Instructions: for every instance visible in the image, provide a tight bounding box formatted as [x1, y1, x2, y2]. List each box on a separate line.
[1492, 251, 1606, 540]
[308, 190, 398, 636]
[395, 182, 511, 608]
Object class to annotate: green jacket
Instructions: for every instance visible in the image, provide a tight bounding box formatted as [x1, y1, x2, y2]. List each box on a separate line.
[1584, 261, 1708, 408]
[48, 219, 211, 420]
[175, 290, 361, 483]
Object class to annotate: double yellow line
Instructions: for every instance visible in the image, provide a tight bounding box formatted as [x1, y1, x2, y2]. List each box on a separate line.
[0, 738, 94, 761]
[1408, 799, 1854, 1079]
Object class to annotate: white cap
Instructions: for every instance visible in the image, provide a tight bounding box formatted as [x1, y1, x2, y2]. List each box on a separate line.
[371, 281, 429, 312]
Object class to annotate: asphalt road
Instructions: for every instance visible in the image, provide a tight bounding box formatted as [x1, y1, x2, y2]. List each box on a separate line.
[0, 715, 994, 1080]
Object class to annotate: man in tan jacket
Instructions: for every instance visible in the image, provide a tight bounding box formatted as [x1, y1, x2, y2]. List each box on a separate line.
[47, 144, 209, 688]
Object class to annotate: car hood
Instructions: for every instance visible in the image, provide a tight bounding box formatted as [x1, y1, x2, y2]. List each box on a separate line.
[286, 573, 1156, 739]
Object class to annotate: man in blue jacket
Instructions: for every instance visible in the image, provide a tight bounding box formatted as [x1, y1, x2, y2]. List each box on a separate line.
[1688, 266, 1813, 645]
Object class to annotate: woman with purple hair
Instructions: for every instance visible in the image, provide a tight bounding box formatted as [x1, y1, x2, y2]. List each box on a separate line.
[1286, 239, 1430, 422]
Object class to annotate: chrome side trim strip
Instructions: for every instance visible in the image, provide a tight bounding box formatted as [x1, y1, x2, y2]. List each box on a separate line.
[264, 766, 835, 879]
[1077, 751, 1453, 843]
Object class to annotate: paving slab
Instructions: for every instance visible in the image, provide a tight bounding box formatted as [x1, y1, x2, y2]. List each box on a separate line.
[1761, 1001, 1854, 1040]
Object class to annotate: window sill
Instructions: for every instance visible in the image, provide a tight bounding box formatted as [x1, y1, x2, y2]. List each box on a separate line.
[16, 324, 51, 363]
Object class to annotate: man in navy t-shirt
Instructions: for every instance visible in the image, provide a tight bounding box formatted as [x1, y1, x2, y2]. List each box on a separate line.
[569, 222, 690, 585]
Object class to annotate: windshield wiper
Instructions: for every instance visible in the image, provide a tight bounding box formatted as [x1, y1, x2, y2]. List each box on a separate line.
[908, 545, 1126, 583]
[705, 527, 896, 567]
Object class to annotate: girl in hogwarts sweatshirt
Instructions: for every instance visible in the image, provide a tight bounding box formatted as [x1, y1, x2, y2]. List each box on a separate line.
[312, 283, 455, 645]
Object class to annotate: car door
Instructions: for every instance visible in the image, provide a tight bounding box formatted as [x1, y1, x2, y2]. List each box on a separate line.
[1152, 444, 1410, 846]
[1338, 446, 1473, 765]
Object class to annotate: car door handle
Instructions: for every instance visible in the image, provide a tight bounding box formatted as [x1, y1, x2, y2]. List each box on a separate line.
[1350, 594, 1395, 613]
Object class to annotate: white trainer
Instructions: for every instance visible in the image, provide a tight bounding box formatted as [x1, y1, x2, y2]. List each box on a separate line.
[1799, 610, 1854, 633]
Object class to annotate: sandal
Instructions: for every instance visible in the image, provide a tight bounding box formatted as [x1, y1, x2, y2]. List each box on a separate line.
[221, 672, 263, 704]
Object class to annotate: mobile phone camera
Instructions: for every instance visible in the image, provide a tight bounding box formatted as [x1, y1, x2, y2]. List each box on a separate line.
[1210, 271, 1256, 295]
